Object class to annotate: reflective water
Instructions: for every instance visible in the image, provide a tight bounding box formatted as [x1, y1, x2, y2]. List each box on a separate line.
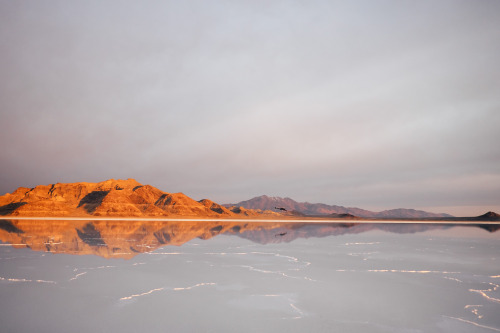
[0, 220, 499, 332]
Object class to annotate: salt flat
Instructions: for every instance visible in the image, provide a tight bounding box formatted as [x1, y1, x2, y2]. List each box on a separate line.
[0, 219, 499, 332]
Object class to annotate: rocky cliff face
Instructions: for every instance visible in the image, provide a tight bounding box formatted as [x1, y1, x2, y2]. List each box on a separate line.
[0, 179, 271, 218]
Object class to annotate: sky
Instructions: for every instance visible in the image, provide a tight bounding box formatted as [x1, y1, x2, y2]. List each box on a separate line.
[1, 0, 499, 216]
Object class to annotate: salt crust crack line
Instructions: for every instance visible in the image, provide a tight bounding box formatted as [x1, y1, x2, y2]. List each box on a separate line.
[443, 316, 500, 332]
[288, 302, 305, 320]
[205, 251, 309, 263]
[347, 251, 379, 261]
[254, 294, 305, 320]
[120, 287, 165, 301]
[233, 264, 316, 281]
[336, 269, 460, 274]
[68, 265, 118, 281]
[469, 282, 500, 304]
[119, 283, 216, 301]
[0, 276, 56, 284]
[444, 276, 463, 283]
[237, 265, 298, 279]
[69, 272, 87, 281]
[70, 262, 148, 282]
[205, 251, 312, 269]
[172, 282, 216, 291]
[75, 265, 117, 271]
[204, 251, 316, 281]
[132, 262, 145, 266]
[465, 305, 484, 319]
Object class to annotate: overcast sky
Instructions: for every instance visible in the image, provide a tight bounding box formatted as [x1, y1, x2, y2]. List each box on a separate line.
[1, 0, 499, 216]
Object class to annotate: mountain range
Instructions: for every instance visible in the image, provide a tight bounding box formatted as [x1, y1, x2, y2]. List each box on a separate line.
[0, 179, 495, 219]
[224, 195, 453, 218]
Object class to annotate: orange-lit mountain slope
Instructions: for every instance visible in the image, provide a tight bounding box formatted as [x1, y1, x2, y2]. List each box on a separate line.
[0, 179, 274, 218]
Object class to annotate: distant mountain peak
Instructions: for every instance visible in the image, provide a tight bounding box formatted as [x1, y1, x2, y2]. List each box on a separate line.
[478, 211, 500, 218]
[225, 195, 453, 219]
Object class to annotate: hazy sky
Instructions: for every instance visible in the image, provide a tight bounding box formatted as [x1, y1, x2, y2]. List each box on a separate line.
[1, 0, 499, 216]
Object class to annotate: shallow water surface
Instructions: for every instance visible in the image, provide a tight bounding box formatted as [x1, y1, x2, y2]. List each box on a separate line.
[0, 220, 499, 332]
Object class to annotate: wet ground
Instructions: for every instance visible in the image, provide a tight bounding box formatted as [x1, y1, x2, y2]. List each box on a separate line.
[0, 220, 499, 332]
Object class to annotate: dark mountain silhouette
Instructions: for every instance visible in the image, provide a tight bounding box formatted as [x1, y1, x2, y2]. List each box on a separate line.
[478, 211, 500, 219]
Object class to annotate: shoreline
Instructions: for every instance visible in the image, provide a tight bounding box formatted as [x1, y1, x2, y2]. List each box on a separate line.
[0, 216, 499, 224]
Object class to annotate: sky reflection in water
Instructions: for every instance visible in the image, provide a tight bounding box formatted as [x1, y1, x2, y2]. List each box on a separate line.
[0, 220, 499, 333]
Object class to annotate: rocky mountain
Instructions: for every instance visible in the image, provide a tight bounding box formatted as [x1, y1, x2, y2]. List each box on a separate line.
[0, 179, 278, 218]
[225, 195, 453, 218]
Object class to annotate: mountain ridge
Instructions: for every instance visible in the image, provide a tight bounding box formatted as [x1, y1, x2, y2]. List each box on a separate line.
[0, 179, 278, 218]
[224, 195, 454, 218]
[1, 180, 495, 219]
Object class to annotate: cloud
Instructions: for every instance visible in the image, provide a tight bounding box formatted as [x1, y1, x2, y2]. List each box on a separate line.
[1, 0, 499, 214]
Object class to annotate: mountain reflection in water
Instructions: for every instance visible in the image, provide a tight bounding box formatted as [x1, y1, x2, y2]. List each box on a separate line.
[0, 219, 498, 259]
